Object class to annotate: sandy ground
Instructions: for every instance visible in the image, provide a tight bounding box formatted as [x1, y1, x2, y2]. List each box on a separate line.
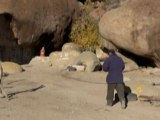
[0, 64, 160, 120]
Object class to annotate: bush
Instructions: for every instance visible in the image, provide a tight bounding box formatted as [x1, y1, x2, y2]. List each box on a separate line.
[69, 4, 101, 51]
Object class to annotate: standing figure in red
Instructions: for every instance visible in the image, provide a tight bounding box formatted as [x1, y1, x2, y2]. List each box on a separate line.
[40, 46, 45, 57]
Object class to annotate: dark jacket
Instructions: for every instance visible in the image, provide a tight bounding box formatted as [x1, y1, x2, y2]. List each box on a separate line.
[103, 54, 125, 84]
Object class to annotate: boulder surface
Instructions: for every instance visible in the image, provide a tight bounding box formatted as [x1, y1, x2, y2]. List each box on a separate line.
[0, 0, 79, 64]
[99, 0, 160, 66]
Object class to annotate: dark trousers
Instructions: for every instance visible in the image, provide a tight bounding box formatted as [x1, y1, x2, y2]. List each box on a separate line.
[106, 83, 125, 105]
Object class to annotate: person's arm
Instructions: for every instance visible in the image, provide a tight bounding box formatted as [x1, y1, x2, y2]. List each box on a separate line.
[102, 59, 109, 72]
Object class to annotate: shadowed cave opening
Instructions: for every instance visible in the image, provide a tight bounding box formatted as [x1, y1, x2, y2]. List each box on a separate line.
[0, 13, 33, 64]
[77, 0, 86, 4]
[118, 49, 156, 68]
[3, 13, 12, 22]
[0, 13, 13, 44]
[0, 12, 74, 64]
[34, 32, 55, 56]
[34, 19, 73, 57]
[0, 13, 40, 64]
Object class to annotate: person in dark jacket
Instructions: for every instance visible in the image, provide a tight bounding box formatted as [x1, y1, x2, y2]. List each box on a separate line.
[103, 49, 126, 109]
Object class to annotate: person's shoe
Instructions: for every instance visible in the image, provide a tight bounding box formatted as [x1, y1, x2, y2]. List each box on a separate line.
[121, 100, 126, 109]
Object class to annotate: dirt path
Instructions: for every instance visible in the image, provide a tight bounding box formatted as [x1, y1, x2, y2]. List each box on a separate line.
[0, 65, 160, 120]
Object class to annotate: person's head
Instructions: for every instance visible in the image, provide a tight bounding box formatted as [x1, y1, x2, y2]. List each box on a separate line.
[108, 49, 115, 55]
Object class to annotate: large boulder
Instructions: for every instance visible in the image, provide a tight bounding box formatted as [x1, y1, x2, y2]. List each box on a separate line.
[99, 0, 160, 67]
[49, 51, 68, 69]
[73, 51, 101, 72]
[0, 0, 79, 64]
[0, 0, 78, 46]
[62, 42, 82, 53]
[49, 42, 82, 70]
[49, 50, 81, 70]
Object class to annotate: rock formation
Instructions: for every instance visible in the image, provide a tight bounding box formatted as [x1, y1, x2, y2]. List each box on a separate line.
[73, 51, 101, 72]
[0, 0, 79, 64]
[99, 0, 160, 67]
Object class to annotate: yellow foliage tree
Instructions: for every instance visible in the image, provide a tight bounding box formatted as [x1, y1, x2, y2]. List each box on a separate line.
[69, 5, 101, 51]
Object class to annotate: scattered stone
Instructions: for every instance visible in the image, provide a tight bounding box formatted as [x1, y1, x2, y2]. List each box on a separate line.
[71, 65, 85, 72]
[67, 66, 77, 71]
[152, 83, 160, 86]
[139, 95, 160, 104]
[127, 93, 138, 101]
[1, 62, 24, 74]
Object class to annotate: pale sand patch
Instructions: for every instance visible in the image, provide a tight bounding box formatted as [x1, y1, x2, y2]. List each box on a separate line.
[0, 65, 160, 120]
